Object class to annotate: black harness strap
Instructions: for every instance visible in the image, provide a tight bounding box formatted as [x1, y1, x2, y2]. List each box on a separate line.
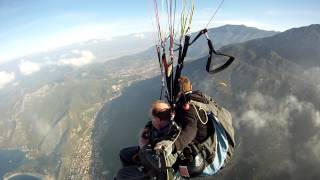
[172, 28, 234, 100]
[190, 28, 235, 74]
[156, 28, 235, 105]
[173, 35, 191, 99]
[156, 45, 166, 100]
[206, 38, 234, 74]
[173, 29, 207, 97]
[189, 29, 208, 45]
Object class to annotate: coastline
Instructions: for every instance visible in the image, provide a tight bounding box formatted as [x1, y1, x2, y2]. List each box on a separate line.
[3, 172, 52, 180]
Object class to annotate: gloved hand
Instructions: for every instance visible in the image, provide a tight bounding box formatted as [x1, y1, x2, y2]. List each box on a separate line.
[154, 140, 177, 166]
[154, 140, 174, 155]
[139, 128, 150, 149]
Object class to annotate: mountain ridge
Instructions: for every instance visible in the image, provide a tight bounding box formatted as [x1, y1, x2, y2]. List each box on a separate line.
[98, 24, 320, 179]
[222, 24, 320, 68]
[0, 24, 319, 180]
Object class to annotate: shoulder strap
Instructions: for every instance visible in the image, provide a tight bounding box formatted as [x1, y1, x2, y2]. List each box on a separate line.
[189, 100, 219, 118]
[190, 103, 208, 125]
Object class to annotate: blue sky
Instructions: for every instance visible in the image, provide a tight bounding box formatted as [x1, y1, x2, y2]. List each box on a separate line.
[0, 0, 319, 63]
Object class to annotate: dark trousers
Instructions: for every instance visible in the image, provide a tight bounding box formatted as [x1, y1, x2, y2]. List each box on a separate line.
[116, 166, 149, 180]
[119, 146, 140, 167]
[117, 146, 150, 179]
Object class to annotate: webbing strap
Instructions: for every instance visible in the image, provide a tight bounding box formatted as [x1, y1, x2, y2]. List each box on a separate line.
[189, 29, 207, 45]
[206, 38, 234, 74]
[178, 28, 235, 76]
[173, 35, 191, 98]
[190, 29, 235, 74]
[156, 46, 164, 100]
[156, 28, 235, 103]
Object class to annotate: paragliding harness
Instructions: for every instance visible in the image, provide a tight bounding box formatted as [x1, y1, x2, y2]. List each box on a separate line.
[139, 145, 176, 180]
[177, 92, 235, 178]
[138, 119, 181, 180]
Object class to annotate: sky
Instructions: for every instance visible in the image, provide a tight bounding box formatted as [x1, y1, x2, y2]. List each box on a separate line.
[0, 0, 319, 64]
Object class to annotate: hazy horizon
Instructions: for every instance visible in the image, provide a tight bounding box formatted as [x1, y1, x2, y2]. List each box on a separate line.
[1, 0, 319, 63]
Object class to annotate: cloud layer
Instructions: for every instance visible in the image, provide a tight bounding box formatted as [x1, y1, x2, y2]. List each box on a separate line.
[16, 50, 95, 78]
[58, 50, 95, 67]
[0, 71, 15, 89]
[232, 91, 320, 179]
[19, 61, 41, 75]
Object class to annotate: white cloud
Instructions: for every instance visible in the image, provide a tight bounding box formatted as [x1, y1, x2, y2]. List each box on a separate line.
[315, 111, 320, 127]
[303, 67, 320, 92]
[307, 134, 320, 161]
[133, 33, 145, 39]
[19, 61, 41, 75]
[34, 117, 51, 137]
[238, 92, 320, 136]
[0, 71, 15, 89]
[240, 109, 266, 131]
[71, 49, 80, 54]
[58, 50, 95, 67]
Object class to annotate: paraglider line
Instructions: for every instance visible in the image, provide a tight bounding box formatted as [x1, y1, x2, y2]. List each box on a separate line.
[205, 0, 225, 28]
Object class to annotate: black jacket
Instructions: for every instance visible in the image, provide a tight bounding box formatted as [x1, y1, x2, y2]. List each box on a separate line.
[174, 90, 212, 151]
[144, 121, 172, 147]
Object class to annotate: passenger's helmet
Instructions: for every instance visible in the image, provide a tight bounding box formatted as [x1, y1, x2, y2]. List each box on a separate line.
[178, 147, 206, 177]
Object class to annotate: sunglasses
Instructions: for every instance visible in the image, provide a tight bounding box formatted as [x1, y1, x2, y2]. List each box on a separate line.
[152, 108, 171, 120]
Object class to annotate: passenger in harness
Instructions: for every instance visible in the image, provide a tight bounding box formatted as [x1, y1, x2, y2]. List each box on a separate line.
[155, 76, 236, 178]
[116, 100, 178, 180]
[116, 77, 235, 179]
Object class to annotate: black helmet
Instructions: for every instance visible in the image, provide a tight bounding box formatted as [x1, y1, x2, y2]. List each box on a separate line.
[139, 145, 161, 176]
[178, 145, 206, 177]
